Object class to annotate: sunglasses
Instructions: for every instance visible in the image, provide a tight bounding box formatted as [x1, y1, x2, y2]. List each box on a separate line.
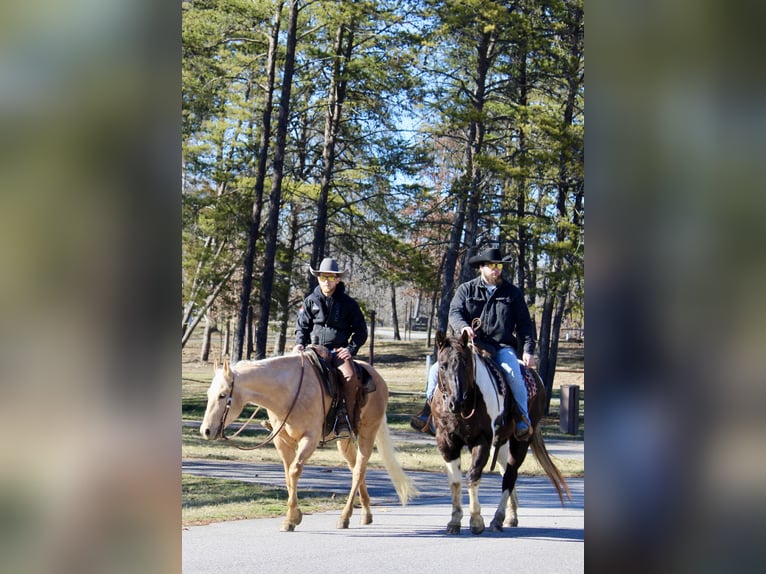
[318, 274, 340, 282]
[484, 263, 503, 270]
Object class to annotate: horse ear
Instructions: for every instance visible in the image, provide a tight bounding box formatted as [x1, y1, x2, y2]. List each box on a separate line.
[223, 355, 231, 379]
[460, 330, 470, 346]
[436, 330, 445, 348]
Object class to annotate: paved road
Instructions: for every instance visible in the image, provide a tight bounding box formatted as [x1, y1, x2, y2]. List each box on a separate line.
[182, 438, 583, 573]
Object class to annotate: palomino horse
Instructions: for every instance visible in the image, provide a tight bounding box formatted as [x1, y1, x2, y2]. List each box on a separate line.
[431, 331, 571, 535]
[199, 353, 417, 532]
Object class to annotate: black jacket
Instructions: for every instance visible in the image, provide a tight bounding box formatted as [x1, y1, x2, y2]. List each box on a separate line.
[448, 276, 536, 355]
[295, 282, 368, 356]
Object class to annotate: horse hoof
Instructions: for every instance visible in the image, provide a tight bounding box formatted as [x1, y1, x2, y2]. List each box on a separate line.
[470, 524, 485, 535]
[361, 513, 373, 526]
[488, 519, 503, 532]
[336, 517, 350, 529]
[280, 522, 296, 532]
[503, 518, 519, 528]
[446, 524, 461, 535]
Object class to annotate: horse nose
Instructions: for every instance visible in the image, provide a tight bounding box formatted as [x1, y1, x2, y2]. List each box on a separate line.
[448, 400, 457, 413]
[201, 426, 210, 439]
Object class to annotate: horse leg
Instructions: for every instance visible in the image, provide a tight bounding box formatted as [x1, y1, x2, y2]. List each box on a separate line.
[489, 442, 516, 532]
[354, 427, 379, 526]
[465, 444, 491, 535]
[445, 459, 463, 535]
[467, 480, 485, 535]
[335, 437, 360, 529]
[501, 440, 528, 528]
[504, 487, 519, 528]
[277, 436, 317, 532]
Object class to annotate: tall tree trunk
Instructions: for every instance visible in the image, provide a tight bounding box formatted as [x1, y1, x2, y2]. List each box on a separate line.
[459, 30, 495, 284]
[439, 30, 496, 331]
[233, 2, 283, 361]
[390, 282, 401, 341]
[275, 202, 300, 355]
[223, 317, 231, 358]
[246, 305, 253, 359]
[514, 33, 530, 294]
[538, 3, 584, 414]
[255, 0, 300, 359]
[200, 314, 215, 362]
[437, 180, 468, 334]
[310, 20, 355, 289]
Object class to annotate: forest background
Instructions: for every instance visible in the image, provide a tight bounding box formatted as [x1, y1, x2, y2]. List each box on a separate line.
[181, 0, 584, 400]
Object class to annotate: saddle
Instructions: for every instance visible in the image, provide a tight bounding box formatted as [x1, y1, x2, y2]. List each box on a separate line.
[304, 345, 376, 438]
[471, 340, 538, 437]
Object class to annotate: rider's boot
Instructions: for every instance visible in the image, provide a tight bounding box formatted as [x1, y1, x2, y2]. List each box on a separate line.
[511, 386, 532, 440]
[410, 400, 435, 435]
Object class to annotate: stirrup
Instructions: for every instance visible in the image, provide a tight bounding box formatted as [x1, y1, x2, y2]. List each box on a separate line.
[513, 417, 533, 441]
[410, 412, 429, 432]
[333, 414, 352, 439]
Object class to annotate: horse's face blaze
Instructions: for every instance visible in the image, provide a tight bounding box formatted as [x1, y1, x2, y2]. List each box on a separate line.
[200, 370, 233, 440]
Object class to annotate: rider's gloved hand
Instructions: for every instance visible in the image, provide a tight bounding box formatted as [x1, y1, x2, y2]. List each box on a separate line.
[522, 352, 535, 368]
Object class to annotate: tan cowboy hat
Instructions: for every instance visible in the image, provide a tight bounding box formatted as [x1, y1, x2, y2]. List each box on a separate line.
[467, 248, 513, 267]
[309, 257, 345, 276]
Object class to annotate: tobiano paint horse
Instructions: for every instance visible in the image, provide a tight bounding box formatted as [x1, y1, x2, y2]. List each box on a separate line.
[431, 331, 571, 535]
[200, 353, 417, 532]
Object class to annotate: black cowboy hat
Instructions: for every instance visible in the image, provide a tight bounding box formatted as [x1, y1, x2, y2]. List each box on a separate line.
[467, 248, 513, 267]
[309, 257, 345, 276]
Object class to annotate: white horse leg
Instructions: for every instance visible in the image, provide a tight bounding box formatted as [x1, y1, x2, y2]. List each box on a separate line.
[489, 490, 510, 532]
[467, 481, 485, 535]
[445, 459, 463, 535]
[489, 443, 511, 531]
[504, 487, 519, 528]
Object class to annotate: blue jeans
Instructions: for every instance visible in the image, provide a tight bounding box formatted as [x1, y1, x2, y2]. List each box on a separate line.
[426, 346, 529, 419]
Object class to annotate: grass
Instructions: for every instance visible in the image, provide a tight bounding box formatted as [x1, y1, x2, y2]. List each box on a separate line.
[182, 474, 345, 526]
[182, 333, 584, 525]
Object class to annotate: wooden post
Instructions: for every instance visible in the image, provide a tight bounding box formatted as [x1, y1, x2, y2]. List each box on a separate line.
[559, 384, 580, 434]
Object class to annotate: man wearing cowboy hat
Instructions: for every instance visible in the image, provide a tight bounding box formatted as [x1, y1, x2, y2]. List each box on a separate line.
[293, 257, 368, 438]
[411, 247, 537, 439]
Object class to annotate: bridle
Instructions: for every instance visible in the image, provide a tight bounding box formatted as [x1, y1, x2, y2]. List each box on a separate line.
[217, 353, 307, 450]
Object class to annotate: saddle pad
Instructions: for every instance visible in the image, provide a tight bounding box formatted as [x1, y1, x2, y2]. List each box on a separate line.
[478, 349, 538, 401]
[521, 365, 538, 400]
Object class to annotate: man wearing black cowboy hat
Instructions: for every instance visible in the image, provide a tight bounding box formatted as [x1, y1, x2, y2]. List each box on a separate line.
[293, 257, 368, 438]
[411, 247, 537, 439]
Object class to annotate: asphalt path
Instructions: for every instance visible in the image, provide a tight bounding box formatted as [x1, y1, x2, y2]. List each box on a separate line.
[182, 438, 584, 573]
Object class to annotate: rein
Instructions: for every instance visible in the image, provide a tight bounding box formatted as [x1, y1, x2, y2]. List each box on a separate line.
[460, 350, 478, 420]
[219, 353, 307, 450]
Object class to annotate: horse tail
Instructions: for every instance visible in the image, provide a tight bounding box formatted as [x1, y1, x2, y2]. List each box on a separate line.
[375, 422, 419, 505]
[530, 432, 572, 505]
